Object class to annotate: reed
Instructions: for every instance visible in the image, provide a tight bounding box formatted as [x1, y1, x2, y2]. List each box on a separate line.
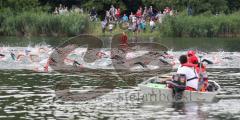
[159, 12, 240, 37]
[0, 11, 89, 36]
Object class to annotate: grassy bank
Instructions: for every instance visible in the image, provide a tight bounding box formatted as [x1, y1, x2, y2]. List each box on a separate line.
[88, 21, 160, 37]
[160, 12, 240, 37]
[0, 11, 158, 37]
[1, 11, 240, 38]
[0, 12, 89, 36]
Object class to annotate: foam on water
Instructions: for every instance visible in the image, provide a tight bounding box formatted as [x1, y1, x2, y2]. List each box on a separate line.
[0, 46, 240, 72]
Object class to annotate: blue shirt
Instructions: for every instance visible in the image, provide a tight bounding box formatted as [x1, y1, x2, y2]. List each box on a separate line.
[122, 16, 128, 22]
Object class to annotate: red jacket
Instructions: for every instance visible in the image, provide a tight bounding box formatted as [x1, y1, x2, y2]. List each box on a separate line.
[188, 55, 199, 64]
[116, 9, 121, 17]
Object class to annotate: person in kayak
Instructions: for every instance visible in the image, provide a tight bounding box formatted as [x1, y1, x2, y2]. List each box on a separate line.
[166, 55, 199, 100]
[177, 55, 199, 91]
[187, 50, 209, 91]
[187, 50, 198, 64]
[188, 50, 213, 64]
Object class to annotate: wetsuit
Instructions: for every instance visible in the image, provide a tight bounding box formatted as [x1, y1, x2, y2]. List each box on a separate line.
[10, 52, 16, 60]
[0, 54, 5, 57]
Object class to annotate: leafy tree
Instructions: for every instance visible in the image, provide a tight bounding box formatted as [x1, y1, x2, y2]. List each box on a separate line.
[226, 0, 240, 13]
[0, 0, 49, 13]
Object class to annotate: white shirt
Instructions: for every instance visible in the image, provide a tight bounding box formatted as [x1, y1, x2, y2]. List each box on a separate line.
[132, 16, 136, 23]
[150, 21, 155, 27]
[109, 24, 114, 29]
[177, 66, 199, 90]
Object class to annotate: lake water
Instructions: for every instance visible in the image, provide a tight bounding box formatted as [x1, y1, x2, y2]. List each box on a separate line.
[0, 36, 239, 119]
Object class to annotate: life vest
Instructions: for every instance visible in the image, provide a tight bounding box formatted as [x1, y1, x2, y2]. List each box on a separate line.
[182, 63, 208, 92]
[178, 64, 199, 91]
[195, 63, 206, 73]
[196, 63, 208, 92]
[181, 64, 198, 83]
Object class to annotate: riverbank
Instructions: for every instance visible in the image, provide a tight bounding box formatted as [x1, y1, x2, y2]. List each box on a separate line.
[1, 11, 240, 38]
[0, 11, 159, 37]
[0, 12, 89, 37]
[160, 12, 240, 37]
[88, 21, 160, 37]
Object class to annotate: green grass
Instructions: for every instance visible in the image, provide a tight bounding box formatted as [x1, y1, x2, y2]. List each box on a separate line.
[159, 12, 240, 37]
[88, 21, 160, 37]
[0, 12, 89, 36]
[1, 10, 240, 38]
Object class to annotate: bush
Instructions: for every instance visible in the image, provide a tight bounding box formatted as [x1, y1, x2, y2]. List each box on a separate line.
[159, 12, 240, 37]
[0, 11, 89, 36]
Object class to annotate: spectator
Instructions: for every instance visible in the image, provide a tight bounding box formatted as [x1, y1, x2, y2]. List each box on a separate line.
[187, 6, 193, 16]
[150, 19, 155, 32]
[59, 4, 63, 10]
[164, 7, 171, 14]
[148, 6, 153, 17]
[132, 22, 137, 33]
[129, 12, 134, 22]
[143, 6, 148, 19]
[155, 11, 164, 23]
[137, 18, 141, 33]
[59, 4, 64, 14]
[109, 5, 116, 20]
[170, 9, 173, 16]
[106, 10, 111, 22]
[122, 14, 128, 22]
[90, 7, 97, 21]
[116, 8, 121, 20]
[64, 7, 68, 14]
[101, 19, 108, 33]
[109, 23, 114, 33]
[53, 7, 59, 14]
[140, 19, 146, 32]
[132, 15, 137, 23]
[136, 8, 142, 18]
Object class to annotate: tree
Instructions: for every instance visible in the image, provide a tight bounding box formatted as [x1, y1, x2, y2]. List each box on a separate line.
[0, 0, 49, 13]
[226, 0, 240, 13]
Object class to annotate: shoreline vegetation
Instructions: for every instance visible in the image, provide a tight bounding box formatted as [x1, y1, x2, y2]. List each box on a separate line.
[1, 11, 240, 38]
[1, 0, 240, 38]
[0, 12, 89, 37]
[160, 12, 240, 37]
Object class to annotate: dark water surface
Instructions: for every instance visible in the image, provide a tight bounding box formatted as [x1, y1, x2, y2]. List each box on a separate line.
[0, 69, 239, 119]
[0, 36, 239, 119]
[1, 36, 240, 51]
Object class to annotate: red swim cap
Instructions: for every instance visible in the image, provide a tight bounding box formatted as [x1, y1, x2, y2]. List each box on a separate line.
[188, 55, 199, 64]
[187, 50, 195, 56]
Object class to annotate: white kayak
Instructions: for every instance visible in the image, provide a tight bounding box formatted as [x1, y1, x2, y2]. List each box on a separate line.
[138, 76, 221, 102]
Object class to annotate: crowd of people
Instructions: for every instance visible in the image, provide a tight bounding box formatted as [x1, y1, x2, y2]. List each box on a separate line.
[52, 4, 175, 34]
[97, 5, 175, 34]
[53, 4, 83, 15]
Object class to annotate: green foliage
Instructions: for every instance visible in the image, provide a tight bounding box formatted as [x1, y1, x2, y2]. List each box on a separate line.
[1, 12, 89, 36]
[0, 0, 48, 13]
[159, 13, 240, 37]
[142, 0, 229, 15]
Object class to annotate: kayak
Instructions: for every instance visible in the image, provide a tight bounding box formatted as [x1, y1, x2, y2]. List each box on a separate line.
[138, 76, 221, 102]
